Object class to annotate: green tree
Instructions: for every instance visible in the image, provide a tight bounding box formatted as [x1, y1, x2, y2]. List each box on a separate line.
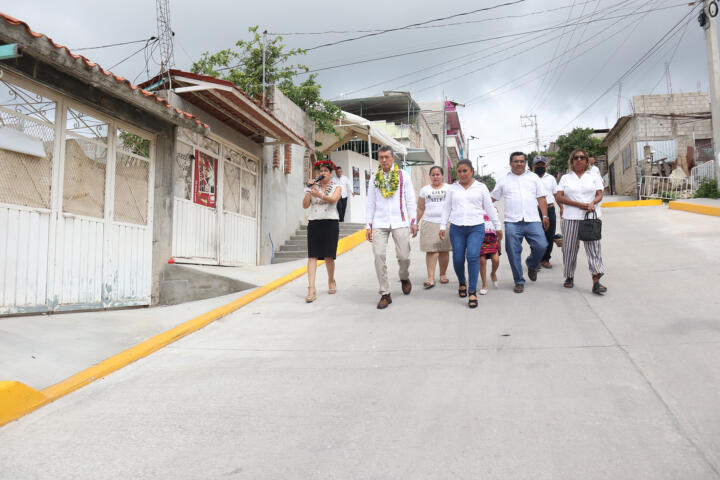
[192, 26, 341, 135]
[547, 127, 606, 176]
[473, 174, 496, 190]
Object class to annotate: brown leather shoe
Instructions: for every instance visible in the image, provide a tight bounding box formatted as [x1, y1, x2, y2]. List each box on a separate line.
[513, 284, 524, 293]
[401, 279, 412, 295]
[377, 293, 392, 309]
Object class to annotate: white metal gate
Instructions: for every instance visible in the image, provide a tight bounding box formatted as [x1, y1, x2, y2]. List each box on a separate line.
[0, 72, 154, 315]
[171, 130, 259, 266]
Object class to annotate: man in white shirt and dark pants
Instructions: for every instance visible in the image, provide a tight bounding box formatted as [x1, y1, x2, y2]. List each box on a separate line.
[366, 146, 418, 309]
[334, 166, 354, 222]
[491, 152, 550, 293]
[532, 155, 560, 269]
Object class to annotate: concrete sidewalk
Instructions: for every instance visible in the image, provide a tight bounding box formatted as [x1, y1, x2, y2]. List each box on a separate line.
[1, 206, 720, 479]
[0, 257, 308, 391]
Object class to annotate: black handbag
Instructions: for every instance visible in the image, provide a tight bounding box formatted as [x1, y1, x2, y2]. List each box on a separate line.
[579, 211, 602, 241]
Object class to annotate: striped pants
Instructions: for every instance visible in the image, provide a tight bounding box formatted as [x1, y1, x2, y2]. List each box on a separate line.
[561, 219, 605, 279]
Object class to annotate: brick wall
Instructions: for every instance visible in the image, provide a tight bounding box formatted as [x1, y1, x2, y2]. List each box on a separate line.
[606, 117, 638, 196]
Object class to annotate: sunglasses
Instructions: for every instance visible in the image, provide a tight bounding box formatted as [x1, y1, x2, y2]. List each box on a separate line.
[573, 155, 588, 160]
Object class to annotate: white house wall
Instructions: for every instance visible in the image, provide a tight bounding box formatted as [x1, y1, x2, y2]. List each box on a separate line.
[330, 150, 378, 225]
[259, 87, 316, 264]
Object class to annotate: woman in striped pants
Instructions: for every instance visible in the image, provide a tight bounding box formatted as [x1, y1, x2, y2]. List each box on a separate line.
[555, 149, 607, 295]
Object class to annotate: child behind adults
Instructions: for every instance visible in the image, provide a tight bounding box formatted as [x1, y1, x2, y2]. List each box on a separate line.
[479, 212, 501, 295]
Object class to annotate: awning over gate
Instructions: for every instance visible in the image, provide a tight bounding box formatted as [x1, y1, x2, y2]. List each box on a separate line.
[405, 148, 435, 166]
[316, 111, 407, 155]
[140, 70, 307, 146]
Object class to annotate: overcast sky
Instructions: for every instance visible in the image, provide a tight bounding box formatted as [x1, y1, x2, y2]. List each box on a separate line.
[5, 0, 714, 175]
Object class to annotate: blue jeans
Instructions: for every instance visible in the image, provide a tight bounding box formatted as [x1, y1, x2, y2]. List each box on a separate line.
[449, 223, 485, 293]
[504, 221, 548, 285]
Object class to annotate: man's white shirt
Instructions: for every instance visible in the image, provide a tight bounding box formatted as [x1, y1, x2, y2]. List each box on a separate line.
[538, 173, 558, 206]
[365, 169, 417, 229]
[334, 174, 353, 199]
[491, 170, 547, 223]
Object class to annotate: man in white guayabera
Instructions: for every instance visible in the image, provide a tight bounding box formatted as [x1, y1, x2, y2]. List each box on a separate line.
[366, 146, 418, 309]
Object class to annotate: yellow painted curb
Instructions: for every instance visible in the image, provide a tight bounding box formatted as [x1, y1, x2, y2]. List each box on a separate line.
[603, 199, 663, 208]
[668, 200, 720, 217]
[1, 229, 367, 427]
[0, 381, 49, 426]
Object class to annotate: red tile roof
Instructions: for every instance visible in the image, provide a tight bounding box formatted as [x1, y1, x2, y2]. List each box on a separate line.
[0, 12, 209, 130]
[142, 70, 311, 148]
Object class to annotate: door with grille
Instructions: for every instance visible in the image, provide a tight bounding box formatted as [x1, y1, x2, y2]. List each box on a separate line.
[172, 131, 259, 266]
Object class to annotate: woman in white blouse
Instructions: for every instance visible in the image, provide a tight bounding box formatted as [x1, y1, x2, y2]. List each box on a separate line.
[302, 161, 342, 303]
[439, 160, 502, 308]
[416, 166, 451, 289]
[555, 149, 607, 295]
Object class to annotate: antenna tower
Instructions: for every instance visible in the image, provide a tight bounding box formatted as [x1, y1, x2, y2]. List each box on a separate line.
[156, 0, 175, 87]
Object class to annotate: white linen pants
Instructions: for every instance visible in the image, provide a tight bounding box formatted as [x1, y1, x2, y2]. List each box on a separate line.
[372, 227, 411, 295]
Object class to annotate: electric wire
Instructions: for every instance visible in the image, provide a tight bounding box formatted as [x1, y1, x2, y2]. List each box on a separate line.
[108, 40, 157, 71]
[551, 4, 700, 135]
[560, 0, 672, 110]
[270, 0, 601, 36]
[298, 3, 690, 76]
[529, 0, 581, 113]
[410, 2, 667, 96]
[332, 0, 635, 99]
[303, 0, 527, 51]
[461, 4, 694, 108]
[648, 17, 692, 94]
[73, 37, 155, 51]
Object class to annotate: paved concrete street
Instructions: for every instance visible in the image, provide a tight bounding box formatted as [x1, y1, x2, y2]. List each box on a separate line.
[1, 206, 720, 479]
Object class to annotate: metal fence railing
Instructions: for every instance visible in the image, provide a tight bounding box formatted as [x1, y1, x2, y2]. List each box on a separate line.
[690, 161, 716, 190]
[640, 176, 693, 201]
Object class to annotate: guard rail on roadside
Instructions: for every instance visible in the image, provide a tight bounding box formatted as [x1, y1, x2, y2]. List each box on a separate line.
[639, 176, 692, 201]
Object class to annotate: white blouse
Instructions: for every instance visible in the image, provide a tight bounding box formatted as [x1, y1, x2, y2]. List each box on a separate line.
[418, 183, 449, 224]
[440, 181, 502, 231]
[307, 183, 339, 221]
[557, 171, 604, 220]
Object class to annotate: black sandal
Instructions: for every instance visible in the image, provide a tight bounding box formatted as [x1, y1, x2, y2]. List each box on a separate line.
[468, 293, 478, 308]
[563, 277, 574, 288]
[592, 282, 604, 296]
[458, 283, 467, 298]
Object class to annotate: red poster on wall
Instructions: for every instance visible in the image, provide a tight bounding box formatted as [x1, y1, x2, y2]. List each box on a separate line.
[193, 149, 217, 208]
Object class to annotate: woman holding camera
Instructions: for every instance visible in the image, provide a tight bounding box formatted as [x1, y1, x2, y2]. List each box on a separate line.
[555, 149, 606, 295]
[302, 160, 342, 303]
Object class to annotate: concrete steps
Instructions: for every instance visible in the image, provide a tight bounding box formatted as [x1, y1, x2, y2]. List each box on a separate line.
[272, 222, 365, 263]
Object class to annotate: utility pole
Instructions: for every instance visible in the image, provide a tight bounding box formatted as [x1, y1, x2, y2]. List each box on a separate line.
[520, 114, 540, 153]
[701, 0, 720, 179]
[441, 92, 447, 181]
[262, 30, 267, 107]
[617, 81, 622, 118]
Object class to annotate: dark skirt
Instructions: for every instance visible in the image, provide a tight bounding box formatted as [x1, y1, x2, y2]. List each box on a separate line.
[307, 219, 339, 259]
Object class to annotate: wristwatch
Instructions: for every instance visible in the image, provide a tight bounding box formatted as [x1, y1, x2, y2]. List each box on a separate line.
[542, 215, 549, 219]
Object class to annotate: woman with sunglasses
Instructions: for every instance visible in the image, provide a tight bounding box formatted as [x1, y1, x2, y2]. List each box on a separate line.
[555, 149, 607, 295]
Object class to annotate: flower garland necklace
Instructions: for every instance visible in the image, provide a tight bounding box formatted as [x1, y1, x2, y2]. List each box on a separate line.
[374, 163, 400, 198]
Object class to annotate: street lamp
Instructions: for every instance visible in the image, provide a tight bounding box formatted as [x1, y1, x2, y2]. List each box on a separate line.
[475, 154, 484, 174]
[481, 163, 488, 176]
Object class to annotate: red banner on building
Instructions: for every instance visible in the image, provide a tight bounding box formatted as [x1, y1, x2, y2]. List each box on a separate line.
[193, 149, 217, 208]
